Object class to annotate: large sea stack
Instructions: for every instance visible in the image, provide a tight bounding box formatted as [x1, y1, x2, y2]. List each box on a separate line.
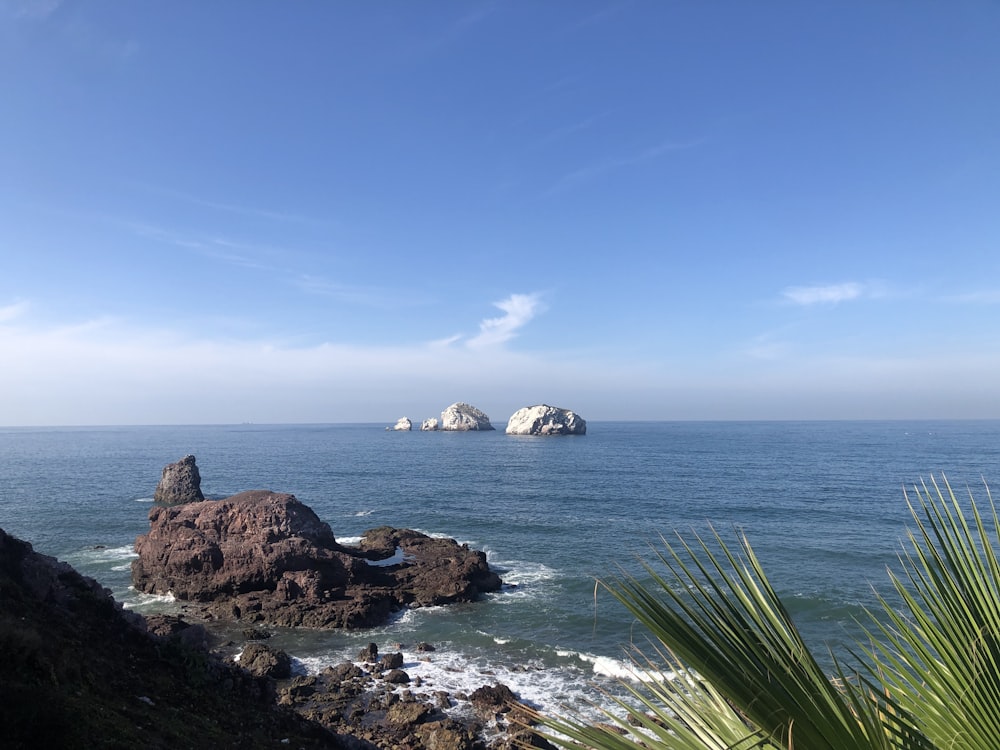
[132, 488, 502, 628]
[505, 405, 586, 436]
[439, 402, 495, 431]
[153, 454, 205, 504]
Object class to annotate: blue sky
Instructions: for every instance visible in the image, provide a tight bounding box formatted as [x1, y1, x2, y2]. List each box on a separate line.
[2, 1, 1000, 425]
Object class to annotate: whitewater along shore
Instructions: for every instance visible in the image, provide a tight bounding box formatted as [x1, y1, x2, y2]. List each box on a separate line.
[120, 455, 550, 749]
[0, 454, 555, 748]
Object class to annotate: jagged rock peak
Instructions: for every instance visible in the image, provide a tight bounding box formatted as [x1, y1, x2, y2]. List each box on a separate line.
[440, 402, 495, 431]
[153, 455, 205, 504]
[505, 405, 587, 436]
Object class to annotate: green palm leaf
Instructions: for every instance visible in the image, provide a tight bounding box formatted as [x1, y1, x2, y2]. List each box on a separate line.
[535, 474, 1000, 749]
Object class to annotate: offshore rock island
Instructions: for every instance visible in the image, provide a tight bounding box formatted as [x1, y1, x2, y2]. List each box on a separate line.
[133, 461, 502, 629]
[391, 402, 587, 436]
[505, 405, 586, 436]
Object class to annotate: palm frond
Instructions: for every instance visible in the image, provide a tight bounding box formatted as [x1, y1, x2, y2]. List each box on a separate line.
[860, 476, 1000, 748]
[537, 473, 1000, 749]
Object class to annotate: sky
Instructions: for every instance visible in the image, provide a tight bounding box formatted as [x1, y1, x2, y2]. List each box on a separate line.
[2, 1, 1000, 425]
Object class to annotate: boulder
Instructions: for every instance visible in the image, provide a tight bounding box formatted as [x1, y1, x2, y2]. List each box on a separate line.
[239, 642, 292, 679]
[132, 486, 502, 629]
[357, 643, 379, 663]
[420, 418, 440, 431]
[439, 402, 495, 431]
[153, 454, 205, 504]
[391, 417, 412, 431]
[505, 405, 586, 436]
[380, 651, 404, 670]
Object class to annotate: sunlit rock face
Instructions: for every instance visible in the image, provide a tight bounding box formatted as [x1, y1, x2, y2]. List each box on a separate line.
[153, 455, 205, 504]
[505, 405, 586, 436]
[420, 418, 439, 431]
[391, 417, 412, 431]
[439, 402, 495, 431]
[132, 489, 501, 628]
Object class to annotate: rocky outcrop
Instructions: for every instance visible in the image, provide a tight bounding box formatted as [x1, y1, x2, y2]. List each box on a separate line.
[0, 527, 339, 749]
[153, 454, 205, 504]
[240, 642, 293, 679]
[505, 405, 587, 436]
[390, 417, 412, 431]
[440, 402, 495, 431]
[420, 418, 440, 431]
[2, 522, 547, 749]
[278, 657, 554, 750]
[132, 490, 502, 628]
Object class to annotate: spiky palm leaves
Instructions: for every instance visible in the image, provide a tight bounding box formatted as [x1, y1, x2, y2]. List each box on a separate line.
[537, 476, 1000, 749]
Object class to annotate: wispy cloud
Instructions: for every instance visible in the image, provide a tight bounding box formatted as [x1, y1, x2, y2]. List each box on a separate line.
[0, 300, 579, 425]
[293, 275, 398, 308]
[127, 182, 321, 225]
[536, 110, 614, 147]
[465, 293, 545, 348]
[0, 300, 30, 323]
[545, 137, 703, 195]
[781, 282, 865, 306]
[128, 222, 276, 271]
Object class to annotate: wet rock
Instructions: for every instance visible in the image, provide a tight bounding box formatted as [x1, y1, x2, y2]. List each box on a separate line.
[383, 669, 410, 684]
[385, 700, 431, 727]
[239, 642, 292, 679]
[325, 661, 366, 682]
[414, 719, 483, 750]
[379, 651, 404, 670]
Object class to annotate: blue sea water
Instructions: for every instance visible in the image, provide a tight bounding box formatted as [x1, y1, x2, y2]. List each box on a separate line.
[2, 420, 999, 720]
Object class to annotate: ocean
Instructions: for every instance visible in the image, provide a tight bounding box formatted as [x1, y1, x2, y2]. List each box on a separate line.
[2, 420, 999, 723]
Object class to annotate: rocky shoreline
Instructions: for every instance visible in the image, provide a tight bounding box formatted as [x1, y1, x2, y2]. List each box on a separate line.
[1, 523, 558, 748]
[15, 452, 552, 749]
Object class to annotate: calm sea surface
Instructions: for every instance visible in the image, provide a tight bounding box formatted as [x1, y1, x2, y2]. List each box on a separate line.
[2, 421, 999, 718]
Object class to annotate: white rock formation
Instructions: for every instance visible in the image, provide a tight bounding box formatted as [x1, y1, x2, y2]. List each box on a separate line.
[440, 402, 495, 431]
[505, 405, 586, 436]
[420, 418, 440, 431]
[391, 417, 412, 431]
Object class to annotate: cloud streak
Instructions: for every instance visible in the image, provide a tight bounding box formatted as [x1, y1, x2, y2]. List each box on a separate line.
[0, 300, 30, 323]
[782, 282, 865, 306]
[545, 137, 704, 195]
[465, 293, 545, 348]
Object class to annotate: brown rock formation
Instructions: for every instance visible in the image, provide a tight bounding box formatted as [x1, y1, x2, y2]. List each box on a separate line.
[131, 490, 502, 628]
[153, 454, 205, 504]
[0, 527, 341, 749]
